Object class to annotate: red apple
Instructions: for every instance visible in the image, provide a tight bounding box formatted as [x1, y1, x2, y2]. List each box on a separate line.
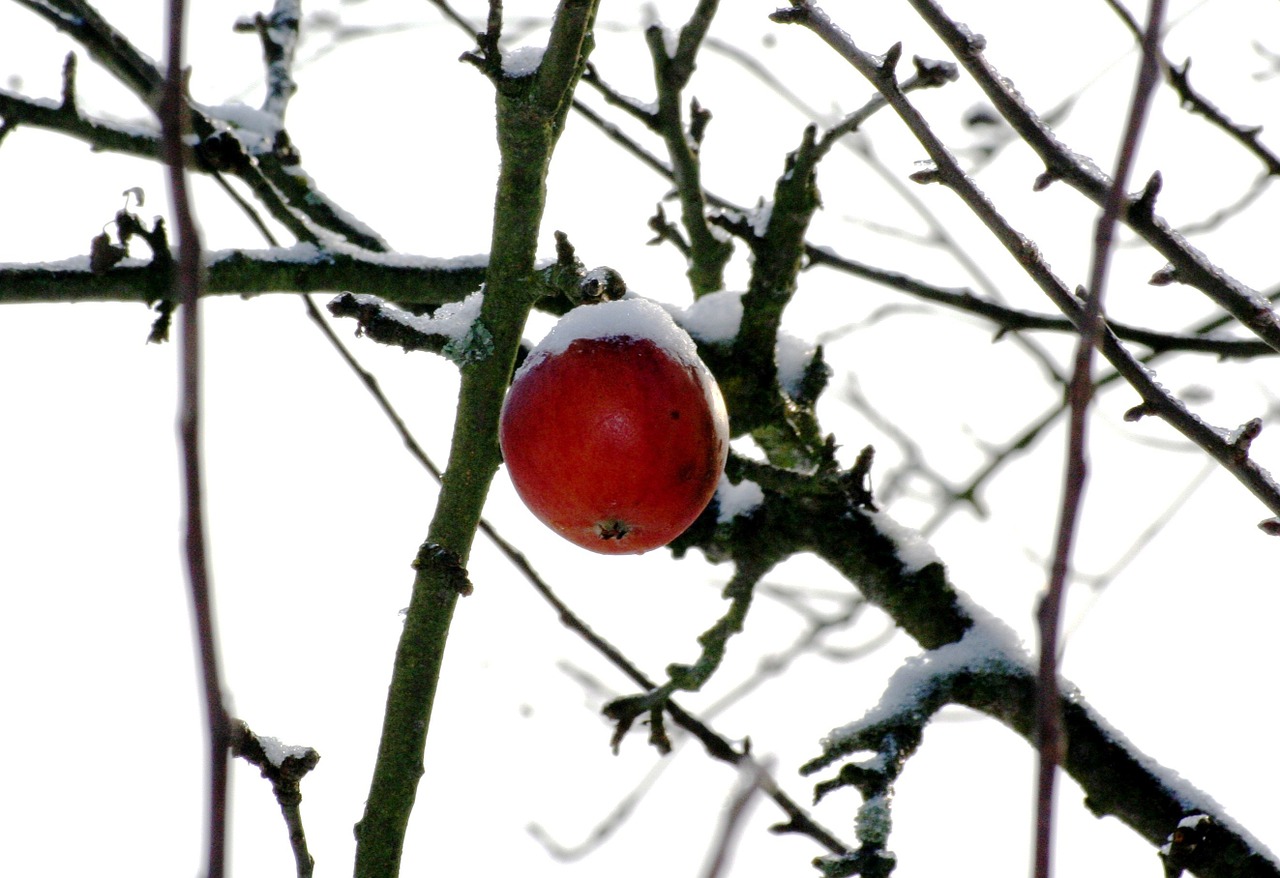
[499, 298, 729, 554]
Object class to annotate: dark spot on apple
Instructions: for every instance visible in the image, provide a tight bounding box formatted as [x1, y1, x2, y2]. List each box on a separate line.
[597, 519, 631, 540]
[670, 410, 680, 419]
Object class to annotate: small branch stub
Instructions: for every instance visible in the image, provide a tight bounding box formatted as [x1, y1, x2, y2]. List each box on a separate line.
[1132, 171, 1164, 220]
[1228, 417, 1263, 462]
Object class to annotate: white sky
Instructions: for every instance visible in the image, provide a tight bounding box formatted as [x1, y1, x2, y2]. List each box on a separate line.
[2, 1, 1279, 877]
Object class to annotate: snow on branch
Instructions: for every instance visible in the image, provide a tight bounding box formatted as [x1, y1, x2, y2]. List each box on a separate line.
[801, 612, 1280, 878]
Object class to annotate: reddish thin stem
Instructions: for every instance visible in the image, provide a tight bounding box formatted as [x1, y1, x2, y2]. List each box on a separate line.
[159, 1, 230, 876]
[1034, 3, 1167, 877]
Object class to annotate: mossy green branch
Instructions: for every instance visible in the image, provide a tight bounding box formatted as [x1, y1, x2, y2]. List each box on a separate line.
[0, 249, 487, 306]
[646, 0, 733, 297]
[352, 4, 598, 877]
[733, 124, 821, 399]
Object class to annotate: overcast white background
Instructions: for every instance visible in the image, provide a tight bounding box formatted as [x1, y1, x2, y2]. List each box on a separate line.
[2, 1, 1279, 876]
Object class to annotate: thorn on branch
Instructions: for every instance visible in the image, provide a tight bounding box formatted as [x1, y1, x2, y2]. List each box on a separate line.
[60, 52, 78, 112]
[874, 42, 904, 83]
[768, 6, 809, 26]
[553, 228, 579, 270]
[911, 55, 958, 88]
[1032, 169, 1060, 191]
[548, 228, 585, 299]
[1149, 264, 1180, 286]
[460, 1, 506, 81]
[647, 203, 691, 256]
[1169, 58, 1197, 110]
[1131, 171, 1164, 221]
[1123, 401, 1155, 422]
[841, 445, 878, 511]
[1228, 417, 1263, 463]
[603, 693, 650, 754]
[689, 96, 711, 148]
[908, 162, 942, 185]
[647, 706, 672, 755]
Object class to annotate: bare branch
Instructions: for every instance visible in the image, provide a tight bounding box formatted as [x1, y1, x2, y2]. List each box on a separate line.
[230, 720, 321, 878]
[900, 0, 1280, 355]
[1036, 3, 1167, 874]
[158, 0, 228, 875]
[771, 1, 1280, 526]
[1102, 0, 1280, 176]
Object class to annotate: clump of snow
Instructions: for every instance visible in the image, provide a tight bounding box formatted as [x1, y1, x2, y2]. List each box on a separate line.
[670, 290, 818, 397]
[676, 290, 743, 344]
[342, 291, 488, 360]
[503, 45, 544, 77]
[716, 475, 764, 524]
[867, 510, 939, 573]
[205, 242, 487, 273]
[207, 242, 325, 266]
[0, 89, 57, 111]
[519, 297, 705, 377]
[201, 101, 281, 138]
[823, 620, 1026, 750]
[400, 291, 485, 344]
[257, 735, 311, 768]
[0, 254, 146, 273]
[196, 100, 283, 154]
[775, 332, 817, 397]
[751, 200, 774, 238]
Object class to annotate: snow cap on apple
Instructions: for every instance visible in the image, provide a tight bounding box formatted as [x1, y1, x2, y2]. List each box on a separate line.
[499, 297, 730, 554]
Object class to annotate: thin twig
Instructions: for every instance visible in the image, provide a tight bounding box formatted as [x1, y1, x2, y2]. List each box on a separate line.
[1035, 2, 1167, 876]
[700, 757, 774, 878]
[159, 0, 229, 876]
[771, 1, 1280, 526]
[903, 0, 1280, 356]
[805, 245, 1277, 360]
[229, 721, 320, 878]
[1102, 0, 1280, 176]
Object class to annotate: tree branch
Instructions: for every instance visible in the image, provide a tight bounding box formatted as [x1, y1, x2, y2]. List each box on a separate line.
[230, 720, 321, 878]
[353, 3, 601, 874]
[0, 244, 486, 305]
[771, 1, 1280, 529]
[801, 627, 1280, 878]
[158, 0, 228, 875]
[1101, 0, 1280, 176]
[10, 0, 387, 251]
[1037, 3, 1167, 874]
[900, 0, 1280, 355]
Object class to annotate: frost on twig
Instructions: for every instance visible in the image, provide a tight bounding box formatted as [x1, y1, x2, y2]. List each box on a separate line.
[328, 291, 493, 365]
[230, 720, 321, 878]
